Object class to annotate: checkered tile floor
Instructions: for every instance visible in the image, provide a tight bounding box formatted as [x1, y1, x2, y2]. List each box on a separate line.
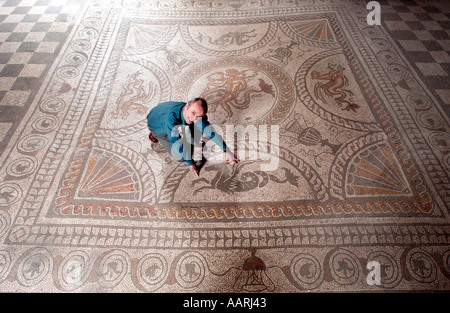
[378, 0, 450, 116]
[0, 0, 84, 154]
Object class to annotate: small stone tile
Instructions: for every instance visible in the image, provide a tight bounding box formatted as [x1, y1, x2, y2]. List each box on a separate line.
[12, 21, 35, 32]
[404, 21, 426, 30]
[11, 76, 40, 91]
[425, 75, 450, 89]
[28, 6, 48, 14]
[0, 7, 15, 15]
[0, 52, 13, 64]
[28, 52, 55, 64]
[35, 41, 59, 53]
[407, 51, 435, 63]
[414, 13, 433, 21]
[3, 14, 25, 23]
[0, 90, 30, 107]
[422, 40, 444, 51]
[437, 40, 450, 51]
[384, 21, 411, 30]
[17, 42, 39, 52]
[383, 13, 404, 21]
[398, 40, 427, 51]
[411, 30, 432, 40]
[30, 21, 52, 32]
[398, 12, 419, 21]
[48, 22, 69, 32]
[0, 23, 19, 32]
[391, 30, 418, 40]
[0, 42, 22, 53]
[435, 89, 450, 105]
[24, 31, 47, 42]
[3, 0, 22, 7]
[0, 122, 13, 142]
[429, 51, 450, 63]
[7, 52, 33, 64]
[19, 63, 46, 77]
[0, 64, 25, 76]
[429, 30, 450, 40]
[421, 20, 444, 30]
[0, 77, 16, 91]
[21, 14, 41, 22]
[6, 32, 28, 42]
[38, 13, 58, 22]
[11, 6, 32, 14]
[416, 62, 447, 76]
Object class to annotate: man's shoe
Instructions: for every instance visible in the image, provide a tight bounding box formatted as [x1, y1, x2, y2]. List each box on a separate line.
[149, 132, 158, 143]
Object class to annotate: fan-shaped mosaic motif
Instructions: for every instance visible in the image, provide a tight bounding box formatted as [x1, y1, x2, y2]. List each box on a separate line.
[123, 23, 177, 54]
[76, 148, 141, 201]
[126, 24, 168, 48]
[289, 19, 336, 43]
[346, 143, 411, 197]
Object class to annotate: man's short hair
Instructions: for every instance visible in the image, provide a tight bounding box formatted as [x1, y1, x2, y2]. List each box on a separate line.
[188, 97, 208, 114]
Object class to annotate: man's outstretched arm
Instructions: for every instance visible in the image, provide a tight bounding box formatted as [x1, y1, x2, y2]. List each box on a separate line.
[196, 119, 239, 164]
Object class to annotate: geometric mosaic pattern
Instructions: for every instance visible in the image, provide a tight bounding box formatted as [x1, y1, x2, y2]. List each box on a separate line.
[0, 0, 84, 156]
[0, 0, 449, 292]
[380, 0, 450, 118]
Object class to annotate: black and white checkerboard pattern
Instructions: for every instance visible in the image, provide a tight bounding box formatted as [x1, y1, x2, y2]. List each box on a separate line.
[0, 0, 84, 153]
[378, 0, 450, 116]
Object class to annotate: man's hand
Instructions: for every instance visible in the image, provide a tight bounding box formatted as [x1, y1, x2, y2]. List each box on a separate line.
[189, 164, 199, 177]
[225, 151, 239, 164]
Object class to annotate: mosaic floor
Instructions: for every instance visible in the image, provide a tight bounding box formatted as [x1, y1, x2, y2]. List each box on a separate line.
[0, 0, 449, 292]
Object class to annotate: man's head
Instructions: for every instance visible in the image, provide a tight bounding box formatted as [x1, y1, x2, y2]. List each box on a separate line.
[184, 97, 208, 124]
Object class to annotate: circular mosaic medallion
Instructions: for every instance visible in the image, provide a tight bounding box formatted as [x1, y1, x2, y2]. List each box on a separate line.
[370, 38, 392, 51]
[71, 39, 91, 52]
[405, 248, 437, 283]
[0, 250, 11, 284]
[175, 252, 206, 289]
[367, 250, 401, 289]
[406, 93, 432, 111]
[377, 49, 398, 64]
[57, 250, 91, 291]
[136, 253, 168, 291]
[31, 115, 59, 133]
[83, 17, 102, 29]
[416, 111, 445, 131]
[66, 52, 89, 66]
[442, 250, 450, 277]
[290, 253, 323, 290]
[97, 250, 130, 288]
[17, 134, 48, 155]
[328, 248, 361, 285]
[56, 66, 80, 80]
[0, 183, 22, 207]
[17, 248, 53, 287]
[429, 131, 450, 152]
[174, 56, 295, 126]
[443, 153, 450, 172]
[79, 28, 98, 40]
[39, 97, 66, 114]
[6, 156, 38, 179]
